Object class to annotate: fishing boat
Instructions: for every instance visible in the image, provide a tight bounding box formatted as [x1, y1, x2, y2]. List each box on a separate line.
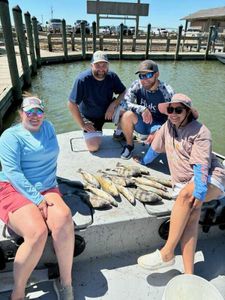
[0, 129, 225, 299]
[215, 53, 225, 64]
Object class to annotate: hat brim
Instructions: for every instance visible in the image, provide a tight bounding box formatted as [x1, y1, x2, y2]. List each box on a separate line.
[23, 104, 44, 112]
[158, 101, 199, 119]
[135, 69, 157, 74]
[92, 59, 109, 64]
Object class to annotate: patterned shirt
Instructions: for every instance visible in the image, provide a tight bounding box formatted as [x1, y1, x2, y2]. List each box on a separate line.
[122, 79, 174, 125]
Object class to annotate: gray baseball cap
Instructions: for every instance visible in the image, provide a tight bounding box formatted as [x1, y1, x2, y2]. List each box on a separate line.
[91, 51, 109, 64]
[135, 60, 159, 74]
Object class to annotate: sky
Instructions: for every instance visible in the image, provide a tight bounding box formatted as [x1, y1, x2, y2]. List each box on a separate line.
[6, 0, 225, 30]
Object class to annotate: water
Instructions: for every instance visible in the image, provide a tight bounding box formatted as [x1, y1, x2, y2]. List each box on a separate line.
[5, 60, 225, 154]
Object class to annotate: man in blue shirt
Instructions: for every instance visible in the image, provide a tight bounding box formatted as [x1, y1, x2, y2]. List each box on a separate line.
[120, 60, 174, 159]
[68, 51, 126, 152]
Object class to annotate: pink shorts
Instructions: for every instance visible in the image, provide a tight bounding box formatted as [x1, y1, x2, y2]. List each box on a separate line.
[0, 182, 61, 224]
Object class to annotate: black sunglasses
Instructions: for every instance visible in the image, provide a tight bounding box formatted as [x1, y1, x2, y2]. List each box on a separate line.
[167, 106, 186, 114]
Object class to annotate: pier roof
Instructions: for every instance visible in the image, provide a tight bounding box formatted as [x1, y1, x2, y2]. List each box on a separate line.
[181, 6, 225, 20]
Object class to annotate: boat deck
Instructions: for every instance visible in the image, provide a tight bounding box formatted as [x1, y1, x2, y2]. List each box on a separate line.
[0, 129, 225, 299]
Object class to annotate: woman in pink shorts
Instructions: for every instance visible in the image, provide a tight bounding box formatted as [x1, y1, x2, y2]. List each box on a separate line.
[0, 96, 74, 300]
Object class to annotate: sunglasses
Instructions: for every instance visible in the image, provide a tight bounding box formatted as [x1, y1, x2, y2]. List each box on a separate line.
[24, 108, 44, 118]
[167, 106, 186, 114]
[138, 72, 155, 80]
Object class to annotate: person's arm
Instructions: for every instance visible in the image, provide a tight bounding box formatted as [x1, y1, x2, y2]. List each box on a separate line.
[0, 131, 44, 205]
[124, 80, 146, 114]
[68, 101, 95, 132]
[193, 164, 208, 201]
[140, 147, 160, 165]
[105, 89, 127, 120]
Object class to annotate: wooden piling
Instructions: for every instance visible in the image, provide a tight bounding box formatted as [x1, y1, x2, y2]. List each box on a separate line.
[24, 11, 37, 74]
[0, 0, 22, 103]
[47, 33, 52, 52]
[205, 26, 213, 60]
[92, 22, 96, 53]
[119, 23, 123, 60]
[32, 17, 41, 67]
[12, 5, 31, 87]
[145, 24, 151, 59]
[62, 19, 68, 59]
[81, 21, 86, 59]
[175, 25, 183, 60]
[71, 33, 75, 51]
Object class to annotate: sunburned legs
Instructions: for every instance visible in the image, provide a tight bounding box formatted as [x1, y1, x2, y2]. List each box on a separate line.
[120, 111, 138, 146]
[160, 182, 223, 274]
[45, 192, 75, 287]
[8, 204, 48, 300]
[8, 192, 74, 299]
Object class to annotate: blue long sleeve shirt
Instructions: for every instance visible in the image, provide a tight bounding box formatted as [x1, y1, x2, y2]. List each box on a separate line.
[0, 120, 59, 205]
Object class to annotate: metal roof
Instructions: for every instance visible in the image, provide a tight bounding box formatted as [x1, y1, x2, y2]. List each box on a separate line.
[181, 6, 225, 20]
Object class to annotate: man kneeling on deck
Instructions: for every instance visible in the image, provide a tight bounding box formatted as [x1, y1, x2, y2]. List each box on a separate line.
[68, 51, 126, 152]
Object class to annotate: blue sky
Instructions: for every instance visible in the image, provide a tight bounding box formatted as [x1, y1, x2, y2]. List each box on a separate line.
[7, 0, 225, 30]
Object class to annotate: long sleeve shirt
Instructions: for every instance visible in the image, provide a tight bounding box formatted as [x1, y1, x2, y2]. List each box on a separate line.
[0, 120, 59, 205]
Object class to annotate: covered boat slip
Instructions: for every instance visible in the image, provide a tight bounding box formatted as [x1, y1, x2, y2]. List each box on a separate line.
[0, 129, 225, 299]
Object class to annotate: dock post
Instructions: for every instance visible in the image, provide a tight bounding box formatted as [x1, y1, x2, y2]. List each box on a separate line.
[174, 25, 183, 60]
[32, 16, 41, 67]
[205, 26, 213, 60]
[99, 36, 103, 50]
[196, 37, 201, 52]
[166, 37, 170, 52]
[71, 33, 75, 51]
[92, 21, 96, 53]
[24, 12, 37, 74]
[12, 5, 31, 87]
[132, 36, 136, 52]
[0, 0, 22, 101]
[47, 33, 52, 52]
[81, 21, 86, 59]
[119, 23, 123, 60]
[62, 19, 68, 60]
[145, 23, 151, 59]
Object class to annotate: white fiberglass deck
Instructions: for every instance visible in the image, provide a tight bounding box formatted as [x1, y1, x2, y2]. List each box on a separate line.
[0, 129, 225, 299]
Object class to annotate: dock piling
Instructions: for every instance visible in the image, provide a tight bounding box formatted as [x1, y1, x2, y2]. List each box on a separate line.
[62, 19, 68, 59]
[32, 16, 41, 67]
[0, 0, 22, 102]
[24, 11, 37, 74]
[12, 5, 31, 87]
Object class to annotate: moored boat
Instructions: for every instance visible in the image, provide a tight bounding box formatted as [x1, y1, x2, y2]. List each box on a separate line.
[0, 129, 225, 299]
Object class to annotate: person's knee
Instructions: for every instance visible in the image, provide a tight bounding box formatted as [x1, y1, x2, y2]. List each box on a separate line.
[24, 224, 48, 246]
[53, 207, 73, 231]
[177, 187, 193, 205]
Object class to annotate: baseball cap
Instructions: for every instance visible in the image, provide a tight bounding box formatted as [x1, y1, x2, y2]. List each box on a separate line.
[135, 60, 159, 74]
[21, 97, 44, 112]
[91, 51, 109, 64]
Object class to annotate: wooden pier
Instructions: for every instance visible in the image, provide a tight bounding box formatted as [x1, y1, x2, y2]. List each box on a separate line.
[0, 0, 224, 131]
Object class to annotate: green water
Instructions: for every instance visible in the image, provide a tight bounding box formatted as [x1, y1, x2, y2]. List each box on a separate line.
[6, 60, 225, 154]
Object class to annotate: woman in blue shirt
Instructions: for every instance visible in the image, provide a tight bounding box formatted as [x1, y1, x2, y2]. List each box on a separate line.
[0, 96, 74, 300]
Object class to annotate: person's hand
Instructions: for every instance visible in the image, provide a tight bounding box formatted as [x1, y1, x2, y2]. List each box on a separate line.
[145, 132, 156, 145]
[82, 122, 95, 132]
[38, 199, 54, 220]
[142, 109, 152, 124]
[105, 102, 117, 120]
[188, 196, 203, 209]
[192, 198, 203, 209]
